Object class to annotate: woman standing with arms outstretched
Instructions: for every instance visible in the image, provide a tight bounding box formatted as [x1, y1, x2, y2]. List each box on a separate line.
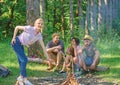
[11, 18, 49, 85]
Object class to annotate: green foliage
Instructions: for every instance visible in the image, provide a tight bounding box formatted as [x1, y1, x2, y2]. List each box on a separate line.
[0, 0, 26, 40]
[0, 0, 120, 47]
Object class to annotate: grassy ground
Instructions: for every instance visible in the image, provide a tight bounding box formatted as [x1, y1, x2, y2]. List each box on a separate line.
[0, 39, 120, 85]
[97, 40, 120, 84]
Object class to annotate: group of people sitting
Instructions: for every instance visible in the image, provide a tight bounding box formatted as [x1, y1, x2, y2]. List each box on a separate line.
[11, 18, 100, 85]
[46, 33, 100, 74]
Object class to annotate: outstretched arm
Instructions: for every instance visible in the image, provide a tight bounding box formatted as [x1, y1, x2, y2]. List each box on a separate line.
[39, 39, 49, 60]
[11, 26, 25, 44]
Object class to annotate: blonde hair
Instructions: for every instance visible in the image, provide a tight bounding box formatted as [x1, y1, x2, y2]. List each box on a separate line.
[52, 33, 60, 38]
[34, 18, 44, 32]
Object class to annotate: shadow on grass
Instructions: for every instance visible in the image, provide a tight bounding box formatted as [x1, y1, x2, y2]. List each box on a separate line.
[0, 65, 56, 85]
[0, 63, 119, 85]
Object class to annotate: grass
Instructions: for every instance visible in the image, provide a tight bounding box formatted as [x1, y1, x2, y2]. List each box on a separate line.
[97, 40, 120, 83]
[0, 38, 120, 85]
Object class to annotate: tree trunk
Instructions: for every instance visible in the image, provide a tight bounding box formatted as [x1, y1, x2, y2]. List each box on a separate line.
[77, 0, 84, 29]
[90, 0, 98, 42]
[112, 0, 119, 20]
[85, 0, 91, 35]
[61, 0, 65, 38]
[53, 0, 56, 29]
[106, 0, 112, 35]
[26, 0, 44, 58]
[26, 0, 40, 26]
[40, 0, 45, 22]
[98, 0, 106, 31]
[69, 0, 74, 37]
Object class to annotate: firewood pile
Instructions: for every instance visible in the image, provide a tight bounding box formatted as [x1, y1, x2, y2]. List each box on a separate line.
[60, 60, 80, 85]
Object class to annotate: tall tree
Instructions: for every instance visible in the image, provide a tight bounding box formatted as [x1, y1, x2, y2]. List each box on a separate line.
[85, 0, 90, 35]
[26, 0, 44, 58]
[61, 0, 65, 38]
[69, 0, 74, 37]
[77, 0, 84, 29]
[112, 0, 119, 20]
[106, 0, 112, 34]
[98, 0, 107, 36]
[90, 0, 98, 41]
[40, 0, 45, 18]
[26, 0, 40, 25]
[53, 0, 56, 29]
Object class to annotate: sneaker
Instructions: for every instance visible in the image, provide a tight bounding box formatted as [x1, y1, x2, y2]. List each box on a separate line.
[17, 76, 24, 85]
[24, 80, 34, 85]
[17, 76, 23, 81]
[59, 71, 66, 74]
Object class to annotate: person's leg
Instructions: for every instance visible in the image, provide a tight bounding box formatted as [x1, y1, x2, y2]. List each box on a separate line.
[60, 62, 66, 72]
[60, 55, 71, 72]
[56, 51, 64, 68]
[85, 57, 93, 66]
[90, 57, 100, 70]
[12, 37, 28, 78]
[47, 52, 57, 70]
[78, 54, 87, 71]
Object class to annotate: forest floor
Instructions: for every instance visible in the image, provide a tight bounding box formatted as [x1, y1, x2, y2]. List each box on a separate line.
[29, 71, 118, 85]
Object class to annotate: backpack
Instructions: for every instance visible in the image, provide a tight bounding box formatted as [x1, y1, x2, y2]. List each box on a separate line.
[0, 65, 11, 77]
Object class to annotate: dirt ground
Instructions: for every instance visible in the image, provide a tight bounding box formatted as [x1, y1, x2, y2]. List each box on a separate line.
[29, 72, 118, 85]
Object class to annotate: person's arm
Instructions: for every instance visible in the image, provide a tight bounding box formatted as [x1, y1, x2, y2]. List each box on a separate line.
[92, 49, 100, 65]
[39, 39, 49, 59]
[74, 46, 78, 57]
[90, 48, 100, 70]
[71, 42, 78, 58]
[60, 41, 64, 51]
[46, 46, 58, 52]
[46, 45, 61, 53]
[11, 26, 25, 44]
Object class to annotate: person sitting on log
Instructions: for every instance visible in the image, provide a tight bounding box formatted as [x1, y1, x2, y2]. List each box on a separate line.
[46, 33, 65, 72]
[79, 34, 100, 71]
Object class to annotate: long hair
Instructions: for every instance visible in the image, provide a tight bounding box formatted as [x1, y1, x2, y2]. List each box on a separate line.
[67, 37, 80, 57]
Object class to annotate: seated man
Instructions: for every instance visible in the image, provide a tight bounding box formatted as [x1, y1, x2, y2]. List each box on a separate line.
[46, 33, 65, 71]
[60, 37, 82, 73]
[79, 35, 100, 71]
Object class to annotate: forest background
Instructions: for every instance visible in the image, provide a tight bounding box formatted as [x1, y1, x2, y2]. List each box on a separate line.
[0, 0, 120, 85]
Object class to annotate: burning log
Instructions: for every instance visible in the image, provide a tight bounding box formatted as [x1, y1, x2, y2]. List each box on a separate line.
[61, 59, 79, 85]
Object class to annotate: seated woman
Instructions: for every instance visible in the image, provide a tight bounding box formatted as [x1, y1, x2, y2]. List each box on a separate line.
[60, 37, 82, 73]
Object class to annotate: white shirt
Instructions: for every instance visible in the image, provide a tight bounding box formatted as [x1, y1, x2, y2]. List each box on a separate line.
[18, 25, 42, 47]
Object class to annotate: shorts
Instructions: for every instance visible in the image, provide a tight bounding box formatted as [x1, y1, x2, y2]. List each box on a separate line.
[84, 57, 94, 66]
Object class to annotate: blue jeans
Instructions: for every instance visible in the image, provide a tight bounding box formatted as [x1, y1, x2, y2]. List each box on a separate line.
[11, 37, 28, 77]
